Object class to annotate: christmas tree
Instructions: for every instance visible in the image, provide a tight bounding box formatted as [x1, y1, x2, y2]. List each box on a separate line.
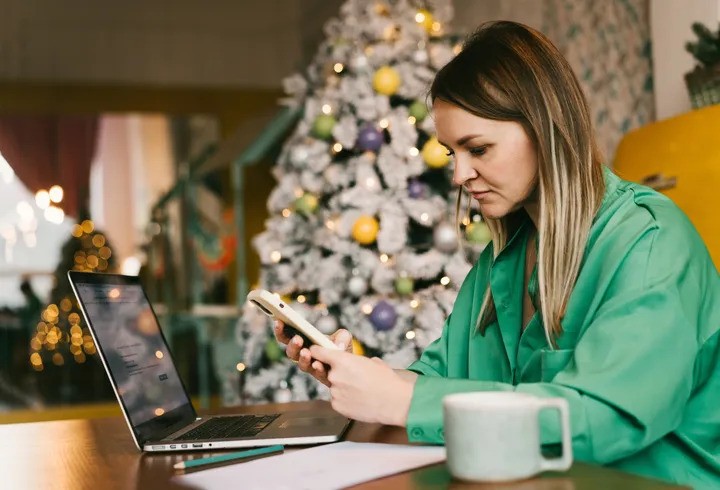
[231, 0, 491, 404]
[29, 217, 118, 402]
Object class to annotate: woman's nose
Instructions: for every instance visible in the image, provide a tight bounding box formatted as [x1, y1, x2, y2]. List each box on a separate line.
[452, 157, 478, 187]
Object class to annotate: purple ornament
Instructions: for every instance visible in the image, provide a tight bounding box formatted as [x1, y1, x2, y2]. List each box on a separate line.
[369, 300, 398, 331]
[357, 125, 384, 152]
[408, 178, 427, 199]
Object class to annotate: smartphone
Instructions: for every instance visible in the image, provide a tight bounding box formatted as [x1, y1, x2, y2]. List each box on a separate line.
[247, 289, 340, 350]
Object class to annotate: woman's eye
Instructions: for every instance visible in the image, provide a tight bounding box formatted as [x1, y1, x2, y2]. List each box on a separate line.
[445, 149, 454, 157]
[469, 146, 487, 156]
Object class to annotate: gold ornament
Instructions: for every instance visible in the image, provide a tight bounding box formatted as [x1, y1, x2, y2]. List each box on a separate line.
[352, 338, 365, 356]
[422, 137, 451, 168]
[352, 215, 379, 245]
[415, 9, 434, 32]
[372, 66, 401, 96]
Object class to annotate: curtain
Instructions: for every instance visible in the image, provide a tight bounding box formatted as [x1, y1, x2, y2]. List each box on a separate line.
[543, 0, 655, 161]
[0, 115, 98, 218]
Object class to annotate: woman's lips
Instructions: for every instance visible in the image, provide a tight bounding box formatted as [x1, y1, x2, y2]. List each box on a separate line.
[470, 190, 491, 199]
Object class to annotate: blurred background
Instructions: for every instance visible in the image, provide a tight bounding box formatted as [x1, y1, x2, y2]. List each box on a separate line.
[0, 0, 718, 423]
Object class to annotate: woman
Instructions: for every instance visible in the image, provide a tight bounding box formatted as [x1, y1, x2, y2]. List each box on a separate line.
[274, 21, 720, 487]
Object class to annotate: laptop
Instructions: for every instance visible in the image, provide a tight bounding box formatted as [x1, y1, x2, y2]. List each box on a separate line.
[68, 271, 350, 453]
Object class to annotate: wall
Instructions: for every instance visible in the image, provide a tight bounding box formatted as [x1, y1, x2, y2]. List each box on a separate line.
[0, 0, 547, 88]
[650, 0, 720, 120]
[0, 0, 342, 87]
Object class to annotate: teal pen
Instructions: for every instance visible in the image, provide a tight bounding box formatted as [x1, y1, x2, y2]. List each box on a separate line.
[173, 444, 285, 470]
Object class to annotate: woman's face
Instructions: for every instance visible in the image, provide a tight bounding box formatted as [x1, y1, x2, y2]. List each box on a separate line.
[433, 99, 539, 220]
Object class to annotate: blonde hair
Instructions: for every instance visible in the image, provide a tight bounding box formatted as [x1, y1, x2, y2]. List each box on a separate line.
[435, 21, 605, 347]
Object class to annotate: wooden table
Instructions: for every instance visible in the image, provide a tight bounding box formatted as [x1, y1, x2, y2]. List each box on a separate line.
[0, 401, 685, 489]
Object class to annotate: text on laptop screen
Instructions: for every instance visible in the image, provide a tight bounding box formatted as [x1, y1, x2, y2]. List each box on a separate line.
[75, 282, 190, 426]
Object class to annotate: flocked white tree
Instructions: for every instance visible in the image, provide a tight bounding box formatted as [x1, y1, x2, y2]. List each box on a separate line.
[226, 0, 491, 404]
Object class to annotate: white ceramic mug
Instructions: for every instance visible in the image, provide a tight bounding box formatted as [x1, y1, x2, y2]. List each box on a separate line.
[443, 392, 573, 482]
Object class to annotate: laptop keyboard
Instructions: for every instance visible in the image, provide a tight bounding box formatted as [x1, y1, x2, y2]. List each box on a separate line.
[176, 414, 280, 441]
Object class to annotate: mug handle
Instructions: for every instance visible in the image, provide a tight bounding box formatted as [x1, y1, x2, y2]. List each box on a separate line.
[537, 398, 573, 472]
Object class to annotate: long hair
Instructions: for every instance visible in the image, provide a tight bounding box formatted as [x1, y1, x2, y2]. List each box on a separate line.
[432, 21, 605, 347]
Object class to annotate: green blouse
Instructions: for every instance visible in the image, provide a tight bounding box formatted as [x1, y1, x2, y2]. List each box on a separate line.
[406, 169, 720, 488]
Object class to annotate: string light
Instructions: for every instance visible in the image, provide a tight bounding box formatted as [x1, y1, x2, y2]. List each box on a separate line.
[297, 295, 306, 304]
[154, 408, 165, 417]
[453, 43, 463, 55]
[60, 298, 72, 312]
[405, 330, 416, 340]
[16, 201, 33, 219]
[92, 234, 106, 248]
[98, 247, 112, 260]
[380, 254, 389, 263]
[270, 251, 282, 263]
[44, 205, 64, 224]
[333, 63, 344, 73]
[155, 351, 164, 359]
[294, 188, 304, 198]
[325, 219, 336, 230]
[420, 213, 429, 223]
[410, 299, 420, 309]
[365, 177, 379, 190]
[415, 12, 427, 23]
[461, 216, 471, 226]
[321, 104, 332, 115]
[48, 185, 64, 203]
[282, 209, 291, 218]
[378, 119, 389, 129]
[236, 363, 246, 372]
[35, 190, 50, 209]
[333, 143, 343, 152]
[86, 255, 99, 268]
[431, 22, 442, 34]
[408, 147, 419, 157]
[81, 220, 94, 234]
[408, 116, 416, 125]
[440, 276, 451, 286]
[361, 303, 374, 315]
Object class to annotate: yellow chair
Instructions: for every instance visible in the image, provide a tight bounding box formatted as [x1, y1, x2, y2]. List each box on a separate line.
[613, 104, 720, 268]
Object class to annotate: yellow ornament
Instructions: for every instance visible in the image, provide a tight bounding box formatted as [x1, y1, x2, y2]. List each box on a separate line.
[415, 9, 434, 32]
[352, 215, 379, 245]
[422, 136, 451, 168]
[372, 66, 401, 96]
[352, 338, 365, 356]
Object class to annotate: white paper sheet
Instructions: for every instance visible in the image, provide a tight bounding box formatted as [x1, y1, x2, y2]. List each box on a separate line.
[173, 441, 447, 490]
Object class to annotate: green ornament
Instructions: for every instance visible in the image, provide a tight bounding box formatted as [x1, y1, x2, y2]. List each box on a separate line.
[294, 193, 318, 215]
[264, 338, 285, 363]
[409, 100, 429, 122]
[466, 221, 492, 245]
[395, 276, 415, 295]
[312, 114, 337, 140]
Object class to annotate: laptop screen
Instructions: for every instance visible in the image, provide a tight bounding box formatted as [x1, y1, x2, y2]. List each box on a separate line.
[69, 272, 195, 445]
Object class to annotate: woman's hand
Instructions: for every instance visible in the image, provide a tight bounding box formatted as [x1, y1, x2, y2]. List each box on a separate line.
[273, 320, 353, 387]
[308, 345, 415, 427]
